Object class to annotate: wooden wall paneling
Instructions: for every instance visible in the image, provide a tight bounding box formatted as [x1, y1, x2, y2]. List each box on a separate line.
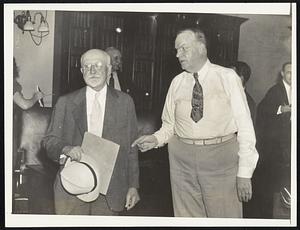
[54, 12, 246, 113]
[121, 15, 134, 89]
[67, 12, 93, 92]
[207, 14, 247, 67]
[154, 14, 183, 111]
[148, 15, 157, 112]
[94, 13, 124, 60]
[131, 15, 157, 112]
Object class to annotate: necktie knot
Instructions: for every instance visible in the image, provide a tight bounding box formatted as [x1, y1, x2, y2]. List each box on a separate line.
[193, 72, 199, 80]
[109, 74, 115, 88]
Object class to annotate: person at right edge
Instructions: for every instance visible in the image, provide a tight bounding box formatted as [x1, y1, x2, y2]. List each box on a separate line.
[132, 28, 259, 217]
[256, 62, 291, 219]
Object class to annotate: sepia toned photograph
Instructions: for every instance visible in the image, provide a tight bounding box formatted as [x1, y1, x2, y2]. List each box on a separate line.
[4, 2, 296, 227]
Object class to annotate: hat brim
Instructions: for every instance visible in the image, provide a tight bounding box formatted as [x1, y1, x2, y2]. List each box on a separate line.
[64, 154, 101, 202]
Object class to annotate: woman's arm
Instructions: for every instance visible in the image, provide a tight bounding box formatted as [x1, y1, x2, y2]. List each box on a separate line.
[13, 91, 44, 110]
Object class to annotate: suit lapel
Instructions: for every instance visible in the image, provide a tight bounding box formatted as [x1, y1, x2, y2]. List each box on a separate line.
[117, 71, 123, 89]
[278, 81, 289, 105]
[102, 87, 119, 139]
[72, 87, 88, 137]
[71, 86, 119, 140]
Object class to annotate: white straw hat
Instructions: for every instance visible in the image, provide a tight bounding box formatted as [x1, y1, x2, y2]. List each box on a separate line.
[60, 154, 100, 202]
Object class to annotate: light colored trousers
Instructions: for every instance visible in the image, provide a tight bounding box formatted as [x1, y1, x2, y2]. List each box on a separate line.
[168, 135, 242, 217]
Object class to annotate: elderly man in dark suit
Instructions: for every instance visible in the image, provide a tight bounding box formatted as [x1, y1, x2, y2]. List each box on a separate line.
[43, 49, 140, 215]
[256, 62, 291, 218]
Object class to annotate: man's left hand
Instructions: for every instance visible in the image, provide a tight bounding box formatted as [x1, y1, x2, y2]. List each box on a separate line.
[125, 187, 140, 210]
[237, 177, 252, 202]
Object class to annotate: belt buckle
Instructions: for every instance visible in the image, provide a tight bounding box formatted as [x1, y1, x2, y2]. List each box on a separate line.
[203, 138, 210, 145]
[193, 139, 202, 145]
[211, 137, 221, 145]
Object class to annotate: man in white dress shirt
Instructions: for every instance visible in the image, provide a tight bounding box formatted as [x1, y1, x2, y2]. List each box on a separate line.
[132, 28, 258, 217]
[105, 47, 122, 91]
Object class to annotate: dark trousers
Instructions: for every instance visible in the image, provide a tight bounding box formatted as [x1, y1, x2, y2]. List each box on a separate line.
[27, 167, 55, 214]
[54, 173, 118, 215]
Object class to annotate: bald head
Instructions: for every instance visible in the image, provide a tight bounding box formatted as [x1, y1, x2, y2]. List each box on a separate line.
[177, 28, 207, 47]
[105, 47, 122, 72]
[81, 49, 111, 67]
[175, 28, 208, 73]
[105, 47, 121, 54]
[80, 49, 111, 91]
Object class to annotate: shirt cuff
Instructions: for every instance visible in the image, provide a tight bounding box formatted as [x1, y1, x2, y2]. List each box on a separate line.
[277, 105, 282, 115]
[237, 166, 254, 178]
[153, 132, 165, 148]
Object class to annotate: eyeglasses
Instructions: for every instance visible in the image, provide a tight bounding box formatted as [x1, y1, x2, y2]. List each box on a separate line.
[176, 46, 192, 55]
[81, 62, 105, 73]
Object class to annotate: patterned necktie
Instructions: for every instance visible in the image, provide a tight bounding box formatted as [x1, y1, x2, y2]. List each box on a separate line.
[89, 93, 102, 137]
[191, 72, 203, 123]
[109, 74, 115, 88]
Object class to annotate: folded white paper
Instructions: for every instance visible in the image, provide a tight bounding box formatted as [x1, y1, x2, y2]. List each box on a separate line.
[81, 132, 120, 195]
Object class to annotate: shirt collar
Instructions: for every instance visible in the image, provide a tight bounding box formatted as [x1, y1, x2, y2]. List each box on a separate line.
[190, 59, 210, 81]
[282, 79, 291, 91]
[86, 84, 107, 100]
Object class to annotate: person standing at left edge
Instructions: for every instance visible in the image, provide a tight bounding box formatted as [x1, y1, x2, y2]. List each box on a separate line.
[43, 49, 140, 215]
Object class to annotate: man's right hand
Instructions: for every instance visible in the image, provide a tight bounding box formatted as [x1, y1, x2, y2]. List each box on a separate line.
[62, 146, 83, 161]
[131, 135, 158, 152]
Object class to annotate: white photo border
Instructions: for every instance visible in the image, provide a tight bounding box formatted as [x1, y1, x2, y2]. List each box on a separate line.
[4, 2, 296, 227]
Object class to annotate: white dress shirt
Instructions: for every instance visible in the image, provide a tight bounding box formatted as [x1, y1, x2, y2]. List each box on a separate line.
[153, 59, 259, 178]
[86, 85, 107, 137]
[107, 72, 121, 91]
[60, 85, 107, 163]
[276, 79, 291, 115]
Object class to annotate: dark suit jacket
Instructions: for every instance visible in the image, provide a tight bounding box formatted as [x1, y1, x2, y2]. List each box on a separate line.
[245, 90, 256, 126]
[117, 71, 135, 94]
[43, 86, 139, 212]
[256, 80, 291, 191]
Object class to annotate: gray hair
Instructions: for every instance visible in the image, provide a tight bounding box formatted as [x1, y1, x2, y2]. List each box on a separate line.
[105, 46, 120, 53]
[80, 49, 111, 66]
[177, 28, 207, 47]
[282, 61, 291, 71]
[105, 47, 122, 60]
